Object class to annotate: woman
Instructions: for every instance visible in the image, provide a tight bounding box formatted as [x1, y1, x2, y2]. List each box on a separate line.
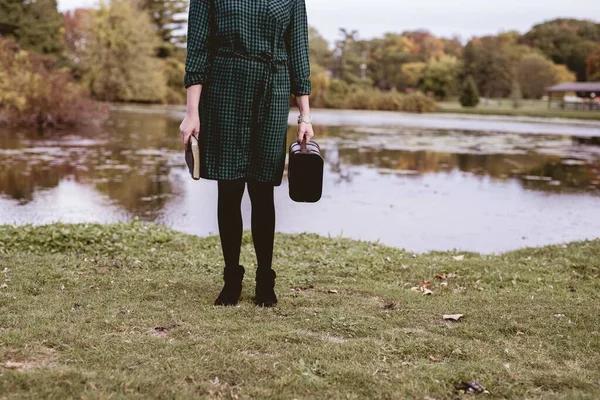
[179, 0, 314, 307]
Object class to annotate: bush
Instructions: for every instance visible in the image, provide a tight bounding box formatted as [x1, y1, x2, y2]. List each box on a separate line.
[311, 78, 437, 113]
[306, 62, 330, 109]
[375, 89, 403, 111]
[323, 79, 351, 109]
[344, 87, 380, 110]
[0, 37, 108, 128]
[398, 93, 438, 113]
[163, 57, 186, 104]
[459, 75, 480, 108]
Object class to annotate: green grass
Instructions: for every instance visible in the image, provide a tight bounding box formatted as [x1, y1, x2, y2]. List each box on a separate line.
[1, 221, 599, 399]
[438, 100, 600, 121]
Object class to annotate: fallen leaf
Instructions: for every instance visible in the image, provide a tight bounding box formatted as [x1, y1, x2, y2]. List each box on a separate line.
[155, 326, 170, 332]
[419, 280, 432, 288]
[153, 323, 178, 336]
[429, 354, 440, 362]
[435, 273, 447, 280]
[453, 255, 465, 261]
[410, 286, 433, 295]
[455, 380, 489, 394]
[443, 314, 464, 321]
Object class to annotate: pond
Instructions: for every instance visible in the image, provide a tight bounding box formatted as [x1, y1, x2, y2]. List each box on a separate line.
[1, 105, 600, 253]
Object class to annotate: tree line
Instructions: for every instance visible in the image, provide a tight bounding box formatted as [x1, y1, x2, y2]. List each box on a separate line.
[313, 19, 599, 103]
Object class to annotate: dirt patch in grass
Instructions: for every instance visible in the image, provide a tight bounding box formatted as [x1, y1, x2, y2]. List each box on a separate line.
[1, 347, 58, 372]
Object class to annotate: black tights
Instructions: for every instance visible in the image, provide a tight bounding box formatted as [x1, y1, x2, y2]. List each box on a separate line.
[217, 179, 275, 273]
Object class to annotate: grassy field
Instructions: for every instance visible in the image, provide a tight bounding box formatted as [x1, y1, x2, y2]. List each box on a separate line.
[438, 100, 600, 121]
[1, 222, 599, 399]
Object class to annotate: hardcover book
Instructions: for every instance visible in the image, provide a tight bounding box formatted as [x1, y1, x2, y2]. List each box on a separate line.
[185, 135, 200, 180]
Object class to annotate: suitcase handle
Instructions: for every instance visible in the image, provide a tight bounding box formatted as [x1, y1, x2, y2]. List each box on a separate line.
[300, 136, 308, 154]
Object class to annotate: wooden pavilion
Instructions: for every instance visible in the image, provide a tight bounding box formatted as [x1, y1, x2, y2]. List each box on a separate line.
[546, 82, 600, 111]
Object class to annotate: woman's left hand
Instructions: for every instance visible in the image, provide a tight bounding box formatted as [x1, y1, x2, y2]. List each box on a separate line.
[297, 121, 315, 143]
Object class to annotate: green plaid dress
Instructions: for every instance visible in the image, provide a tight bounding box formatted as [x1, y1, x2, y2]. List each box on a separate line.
[184, 0, 312, 186]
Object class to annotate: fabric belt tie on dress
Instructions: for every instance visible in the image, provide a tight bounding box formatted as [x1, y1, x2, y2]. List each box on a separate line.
[215, 48, 288, 127]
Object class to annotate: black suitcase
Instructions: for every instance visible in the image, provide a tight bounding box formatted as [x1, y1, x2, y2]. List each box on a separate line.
[288, 138, 324, 202]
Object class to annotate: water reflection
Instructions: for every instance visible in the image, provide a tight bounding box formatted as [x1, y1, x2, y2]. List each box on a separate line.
[1, 107, 600, 252]
[331, 147, 600, 193]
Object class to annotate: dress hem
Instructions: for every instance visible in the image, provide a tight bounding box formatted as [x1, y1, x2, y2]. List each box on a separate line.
[198, 173, 283, 187]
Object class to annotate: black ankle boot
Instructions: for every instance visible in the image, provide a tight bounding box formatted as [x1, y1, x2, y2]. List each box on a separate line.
[255, 269, 277, 307]
[214, 265, 245, 306]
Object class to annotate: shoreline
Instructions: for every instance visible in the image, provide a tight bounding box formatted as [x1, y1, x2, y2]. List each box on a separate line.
[108, 102, 600, 130]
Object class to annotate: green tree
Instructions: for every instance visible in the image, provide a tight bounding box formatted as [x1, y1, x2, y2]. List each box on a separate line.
[463, 36, 514, 99]
[0, 0, 22, 37]
[510, 79, 522, 109]
[421, 54, 460, 100]
[369, 33, 420, 90]
[553, 63, 577, 83]
[523, 18, 600, 81]
[459, 76, 480, 108]
[517, 53, 557, 99]
[333, 28, 360, 82]
[80, 0, 167, 102]
[586, 45, 600, 81]
[142, 0, 187, 57]
[440, 36, 463, 58]
[398, 62, 425, 90]
[0, 0, 64, 56]
[309, 27, 333, 72]
[402, 30, 444, 60]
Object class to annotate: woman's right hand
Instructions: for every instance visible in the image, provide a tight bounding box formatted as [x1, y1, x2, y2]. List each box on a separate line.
[180, 113, 200, 147]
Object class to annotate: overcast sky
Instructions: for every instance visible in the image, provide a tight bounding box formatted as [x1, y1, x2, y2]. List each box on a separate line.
[57, 0, 600, 44]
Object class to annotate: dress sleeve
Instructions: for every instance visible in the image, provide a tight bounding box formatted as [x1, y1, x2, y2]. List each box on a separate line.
[284, 0, 311, 96]
[184, 0, 215, 89]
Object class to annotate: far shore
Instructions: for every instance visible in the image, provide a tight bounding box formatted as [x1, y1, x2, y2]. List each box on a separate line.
[108, 102, 600, 126]
[108, 102, 600, 137]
